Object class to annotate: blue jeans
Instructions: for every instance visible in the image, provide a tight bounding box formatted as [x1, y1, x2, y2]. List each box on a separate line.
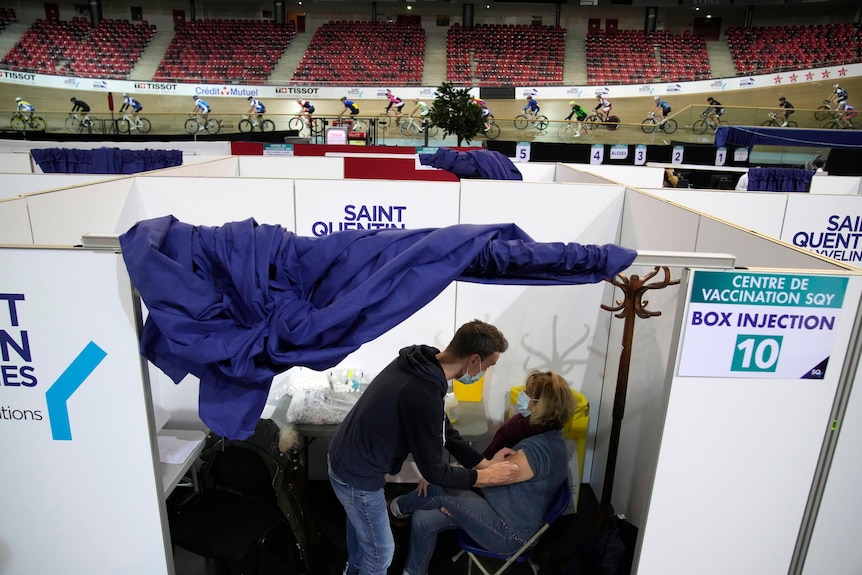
[396, 486, 523, 575]
[328, 461, 394, 575]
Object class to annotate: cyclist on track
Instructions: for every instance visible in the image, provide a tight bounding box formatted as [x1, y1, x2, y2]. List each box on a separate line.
[594, 93, 612, 123]
[523, 94, 540, 123]
[409, 98, 431, 132]
[191, 95, 211, 131]
[651, 96, 672, 129]
[70, 97, 92, 126]
[826, 84, 848, 110]
[339, 96, 361, 129]
[384, 89, 405, 124]
[246, 96, 267, 126]
[776, 96, 794, 127]
[474, 97, 494, 132]
[704, 96, 724, 129]
[838, 102, 857, 129]
[565, 100, 589, 137]
[15, 96, 35, 119]
[119, 93, 143, 129]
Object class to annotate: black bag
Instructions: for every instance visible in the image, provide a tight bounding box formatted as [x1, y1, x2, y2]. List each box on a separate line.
[565, 514, 637, 575]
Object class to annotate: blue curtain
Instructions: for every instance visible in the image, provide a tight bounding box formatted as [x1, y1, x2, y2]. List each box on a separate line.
[120, 216, 637, 439]
[748, 167, 814, 192]
[419, 148, 523, 180]
[31, 147, 182, 174]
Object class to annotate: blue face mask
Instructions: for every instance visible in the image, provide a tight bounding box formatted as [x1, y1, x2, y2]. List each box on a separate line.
[455, 358, 484, 385]
[516, 390, 533, 417]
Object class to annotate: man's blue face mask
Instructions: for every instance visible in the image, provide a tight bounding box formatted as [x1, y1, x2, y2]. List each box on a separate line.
[455, 358, 484, 385]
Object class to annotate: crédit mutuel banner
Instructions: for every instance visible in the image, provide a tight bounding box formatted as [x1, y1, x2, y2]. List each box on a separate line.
[678, 270, 848, 379]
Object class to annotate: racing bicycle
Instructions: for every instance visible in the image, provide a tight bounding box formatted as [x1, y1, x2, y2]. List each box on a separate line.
[761, 112, 797, 128]
[10, 112, 46, 132]
[117, 112, 151, 134]
[65, 113, 96, 134]
[557, 118, 589, 139]
[482, 118, 501, 140]
[692, 113, 729, 135]
[514, 113, 549, 131]
[585, 111, 620, 131]
[399, 116, 439, 138]
[184, 114, 221, 135]
[242, 114, 277, 133]
[641, 112, 678, 134]
[286, 114, 319, 135]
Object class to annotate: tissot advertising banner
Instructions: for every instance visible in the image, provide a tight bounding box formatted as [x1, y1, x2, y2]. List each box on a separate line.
[678, 270, 848, 379]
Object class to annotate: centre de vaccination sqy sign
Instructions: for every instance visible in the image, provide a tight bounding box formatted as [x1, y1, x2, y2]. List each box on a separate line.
[678, 271, 849, 379]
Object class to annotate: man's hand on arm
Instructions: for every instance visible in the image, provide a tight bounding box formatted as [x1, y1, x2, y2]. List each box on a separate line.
[474, 461, 519, 487]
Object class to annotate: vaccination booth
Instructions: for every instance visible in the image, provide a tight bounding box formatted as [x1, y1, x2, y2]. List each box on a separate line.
[1, 153, 861, 575]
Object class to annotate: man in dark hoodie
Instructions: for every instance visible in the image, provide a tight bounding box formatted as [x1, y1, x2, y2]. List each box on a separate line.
[328, 319, 518, 575]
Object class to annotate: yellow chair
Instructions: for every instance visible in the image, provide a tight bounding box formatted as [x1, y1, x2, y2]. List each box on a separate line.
[507, 385, 590, 509]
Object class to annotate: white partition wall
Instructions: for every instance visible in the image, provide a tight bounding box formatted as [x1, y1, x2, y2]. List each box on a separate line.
[636, 270, 862, 575]
[0, 247, 171, 575]
[238, 155, 345, 179]
[0, 198, 34, 244]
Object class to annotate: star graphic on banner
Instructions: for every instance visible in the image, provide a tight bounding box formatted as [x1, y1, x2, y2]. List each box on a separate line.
[774, 75, 783, 84]
[805, 71, 814, 80]
[838, 67, 848, 77]
[789, 73, 798, 82]
[821, 70, 831, 79]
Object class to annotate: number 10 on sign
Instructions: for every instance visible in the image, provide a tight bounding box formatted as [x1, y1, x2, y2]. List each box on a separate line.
[731, 334, 783, 372]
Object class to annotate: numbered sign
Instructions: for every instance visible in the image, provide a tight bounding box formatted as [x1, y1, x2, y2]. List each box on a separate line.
[678, 270, 849, 379]
[515, 141, 531, 163]
[715, 147, 727, 166]
[734, 147, 749, 162]
[672, 145, 685, 165]
[590, 144, 604, 165]
[634, 144, 647, 166]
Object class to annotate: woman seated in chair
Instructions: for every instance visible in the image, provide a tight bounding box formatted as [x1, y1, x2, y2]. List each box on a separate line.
[389, 370, 576, 575]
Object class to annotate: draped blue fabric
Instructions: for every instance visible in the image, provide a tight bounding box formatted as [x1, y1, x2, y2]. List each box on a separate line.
[715, 126, 862, 149]
[748, 167, 814, 192]
[120, 216, 637, 439]
[31, 147, 182, 174]
[419, 148, 524, 180]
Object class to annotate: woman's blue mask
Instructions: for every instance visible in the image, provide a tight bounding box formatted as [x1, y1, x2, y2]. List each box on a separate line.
[516, 390, 532, 417]
[455, 358, 484, 385]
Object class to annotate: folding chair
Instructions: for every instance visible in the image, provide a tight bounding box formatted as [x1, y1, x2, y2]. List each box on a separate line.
[452, 480, 571, 575]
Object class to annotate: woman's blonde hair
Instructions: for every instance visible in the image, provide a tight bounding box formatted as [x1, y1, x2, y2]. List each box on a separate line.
[525, 370, 576, 428]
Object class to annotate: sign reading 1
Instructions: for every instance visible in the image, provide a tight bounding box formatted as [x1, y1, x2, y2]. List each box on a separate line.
[678, 271, 848, 379]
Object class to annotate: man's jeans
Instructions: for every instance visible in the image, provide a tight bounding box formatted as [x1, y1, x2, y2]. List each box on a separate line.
[328, 461, 394, 575]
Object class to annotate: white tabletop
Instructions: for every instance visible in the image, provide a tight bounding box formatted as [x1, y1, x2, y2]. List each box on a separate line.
[158, 428, 207, 498]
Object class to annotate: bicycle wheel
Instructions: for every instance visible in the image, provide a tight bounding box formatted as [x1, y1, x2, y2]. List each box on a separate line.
[558, 123, 575, 138]
[205, 119, 220, 135]
[606, 116, 620, 131]
[399, 121, 417, 137]
[261, 119, 276, 132]
[288, 117, 304, 132]
[692, 119, 708, 135]
[65, 116, 80, 132]
[641, 118, 657, 134]
[514, 114, 529, 130]
[662, 118, 678, 134]
[787, 120, 798, 128]
[116, 118, 131, 134]
[377, 113, 392, 129]
[138, 118, 152, 133]
[184, 118, 198, 134]
[10, 115, 25, 130]
[426, 124, 439, 138]
[535, 115, 549, 131]
[823, 121, 840, 130]
[814, 105, 831, 122]
[308, 118, 322, 136]
[761, 119, 777, 127]
[238, 119, 253, 133]
[485, 123, 501, 140]
[30, 116, 46, 131]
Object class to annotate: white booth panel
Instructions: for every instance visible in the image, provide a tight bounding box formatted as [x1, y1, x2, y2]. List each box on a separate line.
[514, 161, 557, 182]
[556, 163, 623, 184]
[0, 152, 33, 173]
[0, 248, 171, 575]
[26, 178, 135, 244]
[620, 190, 701, 252]
[459, 180, 626, 243]
[1, 173, 126, 199]
[808, 174, 861, 195]
[132, 176, 296, 229]
[576, 165, 665, 189]
[643, 188, 788, 239]
[0, 198, 35, 244]
[781, 194, 862, 268]
[637, 273, 862, 575]
[803, 335, 862, 574]
[239, 155, 345, 179]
